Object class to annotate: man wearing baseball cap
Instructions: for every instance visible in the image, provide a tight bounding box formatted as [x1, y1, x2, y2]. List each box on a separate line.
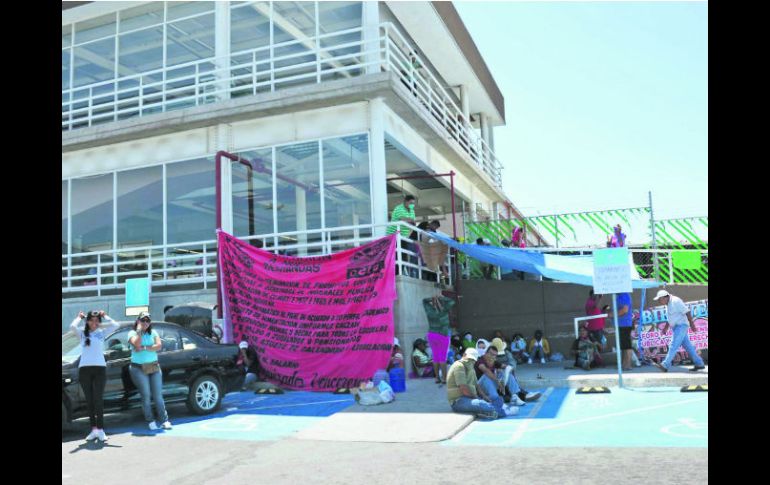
[446, 348, 503, 419]
[652, 290, 706, 372]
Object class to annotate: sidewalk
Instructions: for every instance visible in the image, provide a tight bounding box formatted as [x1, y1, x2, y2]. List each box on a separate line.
[513, 360, 708, 389]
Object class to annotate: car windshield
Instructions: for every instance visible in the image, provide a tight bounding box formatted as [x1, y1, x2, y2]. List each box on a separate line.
[62, 332, 84, 364]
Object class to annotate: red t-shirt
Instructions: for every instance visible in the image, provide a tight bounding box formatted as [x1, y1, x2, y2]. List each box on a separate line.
[585, 298, 605, 331]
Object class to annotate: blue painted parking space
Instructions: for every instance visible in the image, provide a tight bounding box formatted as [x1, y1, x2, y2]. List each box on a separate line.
[108, 391, 356, 442]
[446, 387, 707, 448]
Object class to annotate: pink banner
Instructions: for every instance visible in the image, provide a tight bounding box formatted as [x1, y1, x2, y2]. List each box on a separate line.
[217, 231, 397, 391]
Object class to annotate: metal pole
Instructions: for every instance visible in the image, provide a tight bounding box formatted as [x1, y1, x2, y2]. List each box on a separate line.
[613, 293, 624, 388]
[649, 191, 659, 280]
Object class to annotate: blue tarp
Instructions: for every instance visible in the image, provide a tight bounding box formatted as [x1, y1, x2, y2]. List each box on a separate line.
[425, 231, 659, 289]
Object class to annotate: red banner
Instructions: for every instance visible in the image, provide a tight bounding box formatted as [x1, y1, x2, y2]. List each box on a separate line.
[217, 231, 397, 391]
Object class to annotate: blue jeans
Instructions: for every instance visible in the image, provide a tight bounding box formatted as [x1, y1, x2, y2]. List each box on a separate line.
[662, 325, 704, 369]
[451, 396, 499, 419]
[479, 369, 521, 406]
[129, 364, 168, 423]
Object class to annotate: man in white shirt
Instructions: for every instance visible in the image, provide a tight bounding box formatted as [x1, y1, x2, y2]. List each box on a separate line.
[652, 290, 706, 372]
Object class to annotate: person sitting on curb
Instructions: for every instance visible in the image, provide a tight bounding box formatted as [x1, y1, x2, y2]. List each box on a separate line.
[446, 348, 505, 419]
[528, 330, 550, 364]
[572, 326, 601, 370]
[651, 290, 706, 373]
[388, 338, 404, 372]
[476, 338, 490, 357]
[412, 338, 435, 377]
[478, 340, 542, 407]
[509, 333, 529, 364]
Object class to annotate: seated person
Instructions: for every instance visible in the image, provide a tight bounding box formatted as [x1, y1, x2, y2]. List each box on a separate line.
[446, 348, 503, 420]
[476, 338, 490, 356]
[388, 341, 404, 372]
[509, 333, 529, 364]
[572, 326, 602, 370]
[461, 332, 475, 350]
[447, 334, 464, 364]
[476, 341, 541, 411]
[528, 330, 551, 364]
[237, 341, 260, 391]
[412, 338, 435, 377]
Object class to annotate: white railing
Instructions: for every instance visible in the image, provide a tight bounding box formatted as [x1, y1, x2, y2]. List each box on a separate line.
[62, 222, 455, 295]
[573, 313, 609, 339]
[62, 22, 504, 187]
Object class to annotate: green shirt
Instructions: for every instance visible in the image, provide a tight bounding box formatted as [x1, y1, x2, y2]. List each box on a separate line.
[423, 296, 455, 334]
[446, 359, 478, 404]
[387, 203, 415, 237]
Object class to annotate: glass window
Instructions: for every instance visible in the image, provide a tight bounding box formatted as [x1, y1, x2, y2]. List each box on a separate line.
[62, 180, 69, 255]
[62, 49, 71, 91]
[318, 1, 361, 35]
[166, 13, 215, 67]
[117, 166, 163, 249]
[119, 3, 164, 32]
[74, 13, 117, 44]
[73, 39, 116, 88]
[71, 174, 114, 254]
[232, 148, 275, 238]
[166, 158, 215, 244]
[167, 1, 216, 21]
[118, 26, 164, 78]
[319, 1, 362, 80]
[230, 1, 270, 53]
[323, 134, 371, 229]
[63, 25, 72, 48]
[273, 2, 316, 41]
[276, 142, 321, 237]
[157, 328, 182, 352]
[104, 328, 131, 361]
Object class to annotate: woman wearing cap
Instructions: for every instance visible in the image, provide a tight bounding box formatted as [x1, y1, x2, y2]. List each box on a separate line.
[70, 310, 119, 442]
[411, 339, 435, 378]
[238, 341, 260, 391]
[128, 312, 172, 431]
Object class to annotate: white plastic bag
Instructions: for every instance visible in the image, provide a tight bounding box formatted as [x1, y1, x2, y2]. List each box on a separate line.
[357, 389, 384, 406]
[378, 380, 395, 403]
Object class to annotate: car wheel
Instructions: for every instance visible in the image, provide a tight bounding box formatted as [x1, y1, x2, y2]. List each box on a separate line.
[186, 374, 222, 415]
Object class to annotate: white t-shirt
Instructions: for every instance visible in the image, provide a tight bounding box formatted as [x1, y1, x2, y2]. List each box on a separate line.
[666, 295, 691, 327]
[71, 316, 119, 367]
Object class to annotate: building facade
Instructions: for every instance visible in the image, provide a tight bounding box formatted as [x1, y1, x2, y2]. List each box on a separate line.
[61, 1, 530, 334]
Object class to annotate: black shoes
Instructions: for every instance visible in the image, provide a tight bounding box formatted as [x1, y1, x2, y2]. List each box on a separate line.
[689, 366, 706, 372]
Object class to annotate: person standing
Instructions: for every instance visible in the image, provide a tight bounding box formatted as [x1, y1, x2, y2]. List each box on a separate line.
[423, 295, 455, 384]
[652, 290, 706, 372]
[446, 348, 502, 419]
[387, 195, 418, 277]
[607, 224, 627, 248]
[128, 312, 172, 431]
[70, 310, 119, 441]
[585, 290, 606, 346]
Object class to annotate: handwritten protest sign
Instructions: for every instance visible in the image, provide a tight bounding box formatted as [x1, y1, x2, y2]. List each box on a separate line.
[217, 231, 397, 391]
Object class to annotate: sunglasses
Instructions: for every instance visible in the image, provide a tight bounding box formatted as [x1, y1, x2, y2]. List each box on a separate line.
[140, 318, 151, 323]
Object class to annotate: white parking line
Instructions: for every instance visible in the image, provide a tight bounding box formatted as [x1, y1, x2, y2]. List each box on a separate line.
[499, 387, 554, 445]
[526, 396, 708, 433]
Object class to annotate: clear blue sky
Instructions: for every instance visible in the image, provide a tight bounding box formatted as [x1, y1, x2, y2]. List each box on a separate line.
[454, 1, 708, 220]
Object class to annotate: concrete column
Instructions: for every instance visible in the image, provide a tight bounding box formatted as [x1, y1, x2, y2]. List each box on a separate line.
[215, 1, 231, 102]
[369, 97, 388, 237]
[480, 113, 489, 144]
[296, 186, 307, 256]
[218, 124, 234, 234]
[488, 123, 495, 152]
[362, 0, 381, 75]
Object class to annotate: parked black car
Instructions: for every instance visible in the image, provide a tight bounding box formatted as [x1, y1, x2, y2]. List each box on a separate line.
[62, 321, 243, 428]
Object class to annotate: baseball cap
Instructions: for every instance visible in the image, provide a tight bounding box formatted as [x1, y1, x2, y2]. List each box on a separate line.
[239, 341, 248, 349]
[138, 311, 151, 320]
[653, 290, 671, 301]
[463, 348, 479, 361]
[491, 337, 507, 353]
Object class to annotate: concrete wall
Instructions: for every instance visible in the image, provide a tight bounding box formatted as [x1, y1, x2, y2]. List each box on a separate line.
[457, 281, 708, 357]
[392, 276, 443, 374]
[61, 289, 217, 333]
